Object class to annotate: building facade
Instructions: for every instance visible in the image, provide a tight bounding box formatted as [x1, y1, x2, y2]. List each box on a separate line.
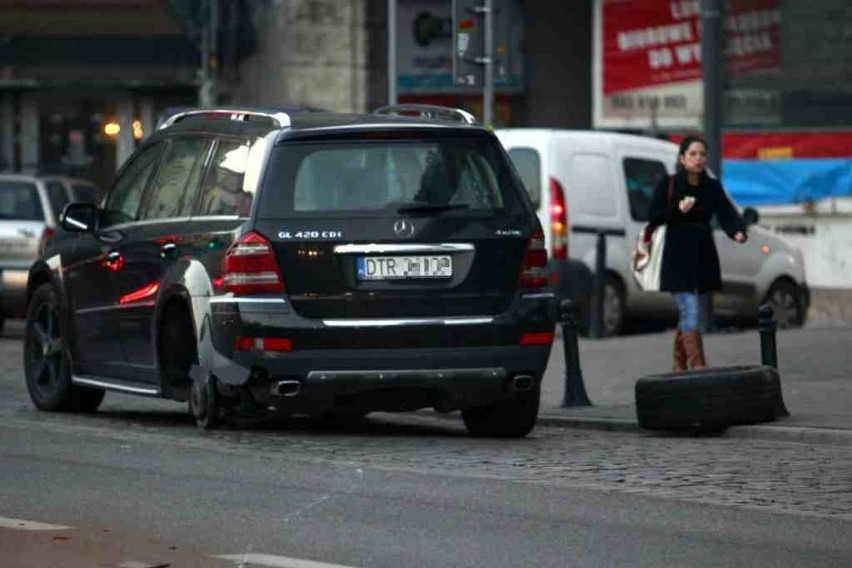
[1, 0, 848, 316]
[0, 0, 256, 188]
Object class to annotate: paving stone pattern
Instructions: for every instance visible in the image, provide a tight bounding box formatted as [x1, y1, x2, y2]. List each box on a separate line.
[3, 322, 852, 521]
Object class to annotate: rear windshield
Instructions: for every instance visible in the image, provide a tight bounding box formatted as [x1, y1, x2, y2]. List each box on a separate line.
[258, 136, 525, 217]
[0, 181, 44, 221]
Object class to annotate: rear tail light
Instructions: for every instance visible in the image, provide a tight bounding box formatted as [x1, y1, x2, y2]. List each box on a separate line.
[38, 227, 55, 256]
[519, 228, 548, 288]
[219, 231, 285, 295]
[549, 177, 568, 260]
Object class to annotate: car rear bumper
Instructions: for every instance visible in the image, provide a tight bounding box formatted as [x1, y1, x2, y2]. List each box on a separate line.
[192, 291, 557, 414]
[0, 268, 28, 317]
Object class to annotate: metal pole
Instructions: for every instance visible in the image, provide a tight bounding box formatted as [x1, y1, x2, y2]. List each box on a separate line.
[198, 0, 211, 107]
[589, 232, 607, 338]
[482, 0, 494, 127]
[701, 0, 723, 177]
[701, 0, 723, 335]
[387, 0, 398, 105]
[560, 300, 592, 407]
[209, 0, 219, 106]
[758, 304, 778, 369]
[758, 303, 789, 417]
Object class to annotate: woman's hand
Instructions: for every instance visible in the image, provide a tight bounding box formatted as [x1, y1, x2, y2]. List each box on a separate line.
[733, 231, 746, 243]
[678, 196, 696, 213]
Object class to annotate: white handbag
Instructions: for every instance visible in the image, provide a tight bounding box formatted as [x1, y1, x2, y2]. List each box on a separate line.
[631, 176, 673, 292]
[631, 224, 666, 291]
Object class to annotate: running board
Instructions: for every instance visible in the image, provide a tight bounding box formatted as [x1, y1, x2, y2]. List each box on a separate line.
[72, 375, 161, 397]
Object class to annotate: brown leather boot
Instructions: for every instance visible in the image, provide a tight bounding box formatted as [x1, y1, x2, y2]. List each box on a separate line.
[672, 330, 687, 372]
[681, 330, 707, 370]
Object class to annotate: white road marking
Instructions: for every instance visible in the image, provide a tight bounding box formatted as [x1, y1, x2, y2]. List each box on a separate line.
[118, 562, 170, 568]
[0, 516, 71, 531]
[212, 553, 357, 568]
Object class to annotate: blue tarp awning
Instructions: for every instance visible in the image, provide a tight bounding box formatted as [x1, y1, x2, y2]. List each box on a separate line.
[723, 159, 852, 206]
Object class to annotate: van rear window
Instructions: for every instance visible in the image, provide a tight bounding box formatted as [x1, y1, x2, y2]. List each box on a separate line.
[0, 181, 43, 221]
[258, 137, 523, 217]
[507, 148, 541, 207]
[623, 158, 667, 222]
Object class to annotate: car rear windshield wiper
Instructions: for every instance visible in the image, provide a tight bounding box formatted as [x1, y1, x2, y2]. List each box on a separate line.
[396, 202, 470, 214]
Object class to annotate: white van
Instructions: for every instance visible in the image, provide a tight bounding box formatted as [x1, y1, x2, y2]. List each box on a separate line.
[496, 129, 810, 336]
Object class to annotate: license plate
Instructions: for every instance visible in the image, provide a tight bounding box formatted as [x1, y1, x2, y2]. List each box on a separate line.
[356, 255, 452, 280]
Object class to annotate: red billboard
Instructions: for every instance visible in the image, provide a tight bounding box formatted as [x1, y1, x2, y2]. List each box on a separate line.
[602, 0, 780, 96]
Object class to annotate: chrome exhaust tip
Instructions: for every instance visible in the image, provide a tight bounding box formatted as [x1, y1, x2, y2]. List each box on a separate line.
[272, 380, 301, 397]
[512, 374, 534, 392]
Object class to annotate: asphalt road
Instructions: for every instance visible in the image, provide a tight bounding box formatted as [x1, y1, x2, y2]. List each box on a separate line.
[1, 321, 852, 567]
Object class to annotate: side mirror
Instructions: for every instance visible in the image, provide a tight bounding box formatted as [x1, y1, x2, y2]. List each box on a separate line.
[60, 202, 99, 233]
[743, 207, 759, 226]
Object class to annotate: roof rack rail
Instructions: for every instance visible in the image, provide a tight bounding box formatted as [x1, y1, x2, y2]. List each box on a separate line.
[372, 104, 477, 125]
[158, 108, 292, 130]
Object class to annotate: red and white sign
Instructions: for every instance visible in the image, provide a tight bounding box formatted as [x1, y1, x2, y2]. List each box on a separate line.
[594, 0, 781, 129]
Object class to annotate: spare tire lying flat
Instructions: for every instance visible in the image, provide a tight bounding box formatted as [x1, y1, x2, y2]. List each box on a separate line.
[635, 365, 788, 433]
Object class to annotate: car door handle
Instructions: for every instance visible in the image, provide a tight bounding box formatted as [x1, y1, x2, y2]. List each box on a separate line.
[160, 242, 177, 257]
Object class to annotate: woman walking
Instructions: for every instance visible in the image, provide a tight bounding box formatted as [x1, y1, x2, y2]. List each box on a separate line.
[647, 136, 748, 371]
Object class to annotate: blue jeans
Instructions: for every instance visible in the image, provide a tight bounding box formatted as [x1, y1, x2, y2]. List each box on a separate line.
[673, 292, 708, 332]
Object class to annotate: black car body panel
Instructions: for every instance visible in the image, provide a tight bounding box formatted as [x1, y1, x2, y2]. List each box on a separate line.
[25, 106, 557, 429]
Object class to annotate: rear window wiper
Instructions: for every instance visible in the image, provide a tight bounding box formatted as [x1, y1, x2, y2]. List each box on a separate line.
[396, 202, 470, 214]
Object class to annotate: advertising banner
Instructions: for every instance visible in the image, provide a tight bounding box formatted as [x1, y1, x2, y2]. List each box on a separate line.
[593, 0, 781, 129]
[396, 0, 523, 93]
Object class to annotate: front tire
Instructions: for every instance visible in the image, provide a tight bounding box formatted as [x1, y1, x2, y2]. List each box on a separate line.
[23, 283, 104, 412]
[462, 384, 540, 438]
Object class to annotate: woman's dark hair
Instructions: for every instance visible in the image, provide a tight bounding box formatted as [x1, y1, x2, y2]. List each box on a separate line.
[676, 135, 708, 173]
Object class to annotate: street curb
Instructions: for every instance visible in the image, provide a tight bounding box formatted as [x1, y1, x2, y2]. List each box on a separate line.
[722, 423, 852, 447]
[538, 413, 852, 446]
[536, 414, 643, 433]
[415, 410, 852, 446]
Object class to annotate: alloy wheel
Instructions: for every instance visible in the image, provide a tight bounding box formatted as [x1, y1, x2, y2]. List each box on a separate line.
[26, 301, 67, 400]
[768, 285, 801, 329]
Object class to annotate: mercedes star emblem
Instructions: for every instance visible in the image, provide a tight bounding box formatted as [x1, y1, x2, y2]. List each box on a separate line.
[393, 219, 415, 237]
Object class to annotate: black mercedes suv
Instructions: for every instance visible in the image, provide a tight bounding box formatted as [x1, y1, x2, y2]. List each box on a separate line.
[23, 105, 557, 437]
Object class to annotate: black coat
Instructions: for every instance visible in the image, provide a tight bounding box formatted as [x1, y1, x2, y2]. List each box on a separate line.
[647, 171, 746, 293]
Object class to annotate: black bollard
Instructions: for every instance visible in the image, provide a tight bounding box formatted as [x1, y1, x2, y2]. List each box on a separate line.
[589, 232, 607, 339]
[758, 303, 778, 368]
[758, 303, 789, 417]
[560, 299, 592, 407]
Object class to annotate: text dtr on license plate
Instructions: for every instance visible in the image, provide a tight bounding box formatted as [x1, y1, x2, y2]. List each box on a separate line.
[357, 255, 452, 280]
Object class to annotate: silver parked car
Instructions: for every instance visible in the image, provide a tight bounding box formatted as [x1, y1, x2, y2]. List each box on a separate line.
[0, 173, 100, 334]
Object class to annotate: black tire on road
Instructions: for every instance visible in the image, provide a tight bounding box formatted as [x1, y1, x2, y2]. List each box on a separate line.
[462, 384, 540, 438]
[23, 283, 105, 412]
[0, 315, 5, 336]
[763, 280, 805, 329]
[635, 365, 786, 434]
